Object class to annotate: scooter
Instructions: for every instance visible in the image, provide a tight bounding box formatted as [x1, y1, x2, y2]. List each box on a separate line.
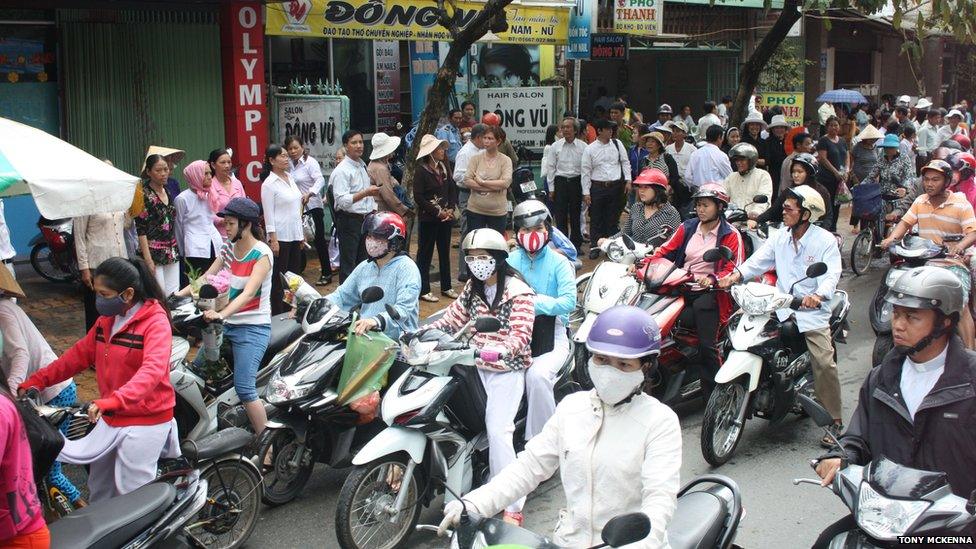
[29, 216, 78, 283]
[333, 314, 577, 549]
[724, 194, 772, 259]
[440, 475, 743, 549]
[700, 261, 850, 467]
[255, 286, 398, 506]
[869, 234, 962, 365]
[794, 395, 976, 547]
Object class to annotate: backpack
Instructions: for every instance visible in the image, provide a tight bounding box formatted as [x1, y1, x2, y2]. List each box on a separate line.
[13, 397, 65, 484]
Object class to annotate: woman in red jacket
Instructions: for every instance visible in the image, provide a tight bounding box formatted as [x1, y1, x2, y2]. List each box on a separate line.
[21, 257, 178, 502]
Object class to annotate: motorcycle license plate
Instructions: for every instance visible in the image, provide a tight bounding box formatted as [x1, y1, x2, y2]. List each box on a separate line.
[520, 181, 537, 194]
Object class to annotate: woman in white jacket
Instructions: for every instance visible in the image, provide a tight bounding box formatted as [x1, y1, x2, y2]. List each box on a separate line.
[439, 305, 682, 548]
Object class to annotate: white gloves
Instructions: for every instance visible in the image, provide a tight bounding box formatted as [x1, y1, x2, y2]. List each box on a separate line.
[437, 499, 467, 537]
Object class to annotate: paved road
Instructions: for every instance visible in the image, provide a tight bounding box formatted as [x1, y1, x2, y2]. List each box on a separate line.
[247, 267, 884, 549]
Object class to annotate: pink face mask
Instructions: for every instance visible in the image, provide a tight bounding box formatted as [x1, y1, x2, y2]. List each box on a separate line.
[517, 229, 548, 254]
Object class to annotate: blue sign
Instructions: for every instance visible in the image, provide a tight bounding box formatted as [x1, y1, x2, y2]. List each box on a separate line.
[566, 0, 595, 61]
[409, 41, 440, 121]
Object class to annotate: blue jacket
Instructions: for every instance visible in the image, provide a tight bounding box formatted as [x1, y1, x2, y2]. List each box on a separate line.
[326, 254, 421, 339]
[508, 244, 576, 326]
[436, 124, 463, 163]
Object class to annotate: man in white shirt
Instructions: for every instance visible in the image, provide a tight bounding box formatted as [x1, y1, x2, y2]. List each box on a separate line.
[697, 101, 723, 142]
[916, 108, 942, 163]
[582, 118, 632, 243]
[331, 129, 380, 281]
[545, 117, 588, 249]
[687, 125, 733, 190]
[0, 200, 15, 278]
[665, 120, 697, 186]
[937, 109, 966, 144]
[723, 142, 772, 218]
[717, 95, 732, 126]
[453, 124, 486, 281]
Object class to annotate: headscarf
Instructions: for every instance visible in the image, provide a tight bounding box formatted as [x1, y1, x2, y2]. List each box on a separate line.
[183, 160, 210, 201]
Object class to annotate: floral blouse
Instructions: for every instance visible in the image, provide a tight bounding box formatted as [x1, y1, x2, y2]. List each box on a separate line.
[864, 153, 914, 195]
[135, 182, 179, 265]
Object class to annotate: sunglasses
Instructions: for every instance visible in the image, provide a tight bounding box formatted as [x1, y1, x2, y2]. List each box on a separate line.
[782, 205, 801, 213]
[464, 254, 492, 263]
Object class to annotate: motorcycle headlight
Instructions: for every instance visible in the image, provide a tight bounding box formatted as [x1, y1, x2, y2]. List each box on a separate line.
[856, 481, 930, 541]
[404, 339, 437, 364]
[265, 371, 315, 404]
[607, 242, 625, 262]
[732, 287, 791, 315]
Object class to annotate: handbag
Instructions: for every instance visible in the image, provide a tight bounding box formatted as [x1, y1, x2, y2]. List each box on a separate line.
[14, 397, 65, 484]
[835, 180, 853, 205]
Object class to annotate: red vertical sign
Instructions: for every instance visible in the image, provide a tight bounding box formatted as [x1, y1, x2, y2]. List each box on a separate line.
[220, 1, 268, 198]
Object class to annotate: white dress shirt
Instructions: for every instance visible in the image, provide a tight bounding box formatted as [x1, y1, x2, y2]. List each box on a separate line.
[581, 139, 632, 195]
[916, 121, 940, 156]
[0, 200, 14, 261]
[936, 124, 964, 145]
[666, 141, 697, 183]
[545, 137, 587, 185]
[290, 155, 326, 211]
[261, 172, 304, 242]
[453, 141, 483, 189]
[900, 346, 947, 419]
[174, 189, 223, 258]
[696, 113, 722, 141]
[330, 156, 376, 214]
[737, 224, 842, 332]
[686, 143, 733, 188]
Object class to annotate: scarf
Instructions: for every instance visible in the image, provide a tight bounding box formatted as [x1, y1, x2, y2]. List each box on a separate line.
[183, 160, 210, 201]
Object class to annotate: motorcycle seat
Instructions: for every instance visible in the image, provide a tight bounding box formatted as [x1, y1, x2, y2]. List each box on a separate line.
[49, 482, 176, 549]
[666, 490, 727, 549]
[181, 426, 254, 463]
[262, 312, 304, 363]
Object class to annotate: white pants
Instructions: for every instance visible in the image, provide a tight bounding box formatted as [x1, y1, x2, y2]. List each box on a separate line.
[525, 321, 570, 441]
[154, 262, 180, 296]
[477, 367, 526, 513]
[59, 418, 180, 502]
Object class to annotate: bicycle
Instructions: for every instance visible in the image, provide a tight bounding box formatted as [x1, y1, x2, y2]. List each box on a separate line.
[850, 190, 903, 276]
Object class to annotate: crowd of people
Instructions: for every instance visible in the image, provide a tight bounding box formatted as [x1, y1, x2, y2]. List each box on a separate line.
[0, 89, 975, 548]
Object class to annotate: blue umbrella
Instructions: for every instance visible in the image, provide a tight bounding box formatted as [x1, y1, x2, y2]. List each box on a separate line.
[816, 89, 869, 104]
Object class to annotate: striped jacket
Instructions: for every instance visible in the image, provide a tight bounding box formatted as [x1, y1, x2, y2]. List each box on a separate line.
[428, 276, 536, 371]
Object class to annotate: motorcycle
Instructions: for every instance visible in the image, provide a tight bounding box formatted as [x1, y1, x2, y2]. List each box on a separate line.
[167, 290, 305, 441]
[255, 286, 398, 506]
[724, 195, 773, 259]
[701, 261, 851, 467]
[794, 395, 976, 548]
[333, 314, 577, 549]
[869, 234, 962, 365]
[440, 474, 744, 549]
[29, 216, 79, 283]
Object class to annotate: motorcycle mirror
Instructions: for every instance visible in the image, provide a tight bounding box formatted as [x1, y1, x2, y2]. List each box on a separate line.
[621, 233, 636, 251]
[588, 247, 602, 260]
[385, 303, 401, 321]
[588, 513, 651, 549]
[806, 262, 828, 278]
[473, 317, 502, 334]
[798, 394, 834, 428]
[361, 286, 385, 304]
[966, 489, 976, 515]
[752, 194, 769, 204]
[703, 246, 734, 263]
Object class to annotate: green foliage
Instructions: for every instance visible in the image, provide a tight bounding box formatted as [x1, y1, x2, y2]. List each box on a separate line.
[758, 39, 811, 92]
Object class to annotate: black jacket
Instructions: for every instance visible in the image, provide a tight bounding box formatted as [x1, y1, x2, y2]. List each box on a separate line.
[826, 336, 976, 499]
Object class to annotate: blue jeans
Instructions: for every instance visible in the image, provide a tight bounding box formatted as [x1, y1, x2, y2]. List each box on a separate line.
[224, 323, 271, 402]
[47, 382, 82, 503]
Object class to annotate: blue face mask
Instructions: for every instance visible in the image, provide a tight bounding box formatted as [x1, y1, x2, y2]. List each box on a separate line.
[95, 294, 129, 317]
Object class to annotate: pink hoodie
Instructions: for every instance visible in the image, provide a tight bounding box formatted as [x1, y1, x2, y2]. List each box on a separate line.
[0, 396, 44, 541]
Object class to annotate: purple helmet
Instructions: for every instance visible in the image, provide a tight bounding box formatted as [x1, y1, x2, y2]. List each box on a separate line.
[586, 305, 661, 358]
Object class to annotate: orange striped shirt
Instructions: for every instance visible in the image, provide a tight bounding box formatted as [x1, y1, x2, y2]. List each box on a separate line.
[903, 191, 976, 245]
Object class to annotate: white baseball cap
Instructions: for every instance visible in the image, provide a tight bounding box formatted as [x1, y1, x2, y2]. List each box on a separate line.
[948, 109, 964, 119]
[897, 95, 911, 106]
[915, 98, 932, 110]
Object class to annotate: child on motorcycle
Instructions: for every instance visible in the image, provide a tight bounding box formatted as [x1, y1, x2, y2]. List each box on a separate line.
[438, 305, 681, 548]
[636, 183, 744, 396]
[509, 200, 576, 441]
[426, 228, 535, 525]
[21, 256, 179, 502]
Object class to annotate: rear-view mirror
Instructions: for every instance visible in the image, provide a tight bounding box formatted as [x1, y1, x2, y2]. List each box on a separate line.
[806, 262, 828, 278]
[385, 303, 401, 321]
[702, 246, 734, 263]
[798, 394, 834, 428]
[474, 317, 502, 334]
[598, 513, 651, 548]
[361, 286, 384, 304]
[752, 194, 769, 204]
[621, 233, 636, 251]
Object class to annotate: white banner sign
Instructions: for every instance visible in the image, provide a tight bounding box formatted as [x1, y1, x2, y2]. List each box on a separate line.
[477, 86, 562, 150]
[276, 96, 346, 176]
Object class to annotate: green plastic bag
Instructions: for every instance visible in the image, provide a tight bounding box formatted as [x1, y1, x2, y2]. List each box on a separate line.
[336, 313, 398, 405]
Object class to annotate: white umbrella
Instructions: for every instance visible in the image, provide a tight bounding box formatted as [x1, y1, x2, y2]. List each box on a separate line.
[0, 116, 138, 219]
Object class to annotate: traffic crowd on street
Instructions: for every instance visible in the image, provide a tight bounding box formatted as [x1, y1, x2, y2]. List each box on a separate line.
[3, 83, 976, 548]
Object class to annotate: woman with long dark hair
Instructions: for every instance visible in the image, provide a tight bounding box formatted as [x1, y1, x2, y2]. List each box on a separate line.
[136, 154, 180, 295]
[207, 148, 246, 238]
[260, 144, 304, 314]
[413, 135, 458, 302]
[816, 115, 850, 231]
[284, 136, 333, 286]
[22, 256, 178, 502]
[426, 228, 535, 526]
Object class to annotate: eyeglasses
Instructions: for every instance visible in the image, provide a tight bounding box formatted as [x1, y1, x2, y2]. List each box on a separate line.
[464, 254, 491, 263]
[782, 205, 801, 213]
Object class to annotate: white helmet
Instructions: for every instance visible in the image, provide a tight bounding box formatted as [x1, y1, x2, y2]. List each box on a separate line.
[461, 228, 509, 257]
[512, 200, 552, 230]
[786, 185, 826, 223]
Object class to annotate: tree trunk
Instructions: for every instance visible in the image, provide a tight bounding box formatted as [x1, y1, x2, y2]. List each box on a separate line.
[401, 0, 514, 193]
[730, 0, 802, 128]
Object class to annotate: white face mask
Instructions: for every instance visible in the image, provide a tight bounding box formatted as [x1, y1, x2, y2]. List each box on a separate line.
[467, 257, 496, 281]
[365, 236, 389, 259]
[587, 358, 644, 405]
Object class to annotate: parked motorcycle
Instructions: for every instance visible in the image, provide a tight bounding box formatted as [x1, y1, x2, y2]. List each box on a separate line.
[701, 262, 850, 466]
[869, 234, 962, 365]
[333, 315, 577, 549]
[794, 395, 976, 547]
[255, 286, 397, 506]
[29, 216, 78, 283]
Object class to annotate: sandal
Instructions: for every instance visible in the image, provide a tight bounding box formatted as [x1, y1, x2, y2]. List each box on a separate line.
[441, 289, 459, 299]
[820, 422, 844, 449]
[421, 293, 440, 303]
[503, 511, 524, 527]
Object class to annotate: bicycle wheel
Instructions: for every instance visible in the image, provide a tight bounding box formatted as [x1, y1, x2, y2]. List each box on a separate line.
[850, 230, 874, 276]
